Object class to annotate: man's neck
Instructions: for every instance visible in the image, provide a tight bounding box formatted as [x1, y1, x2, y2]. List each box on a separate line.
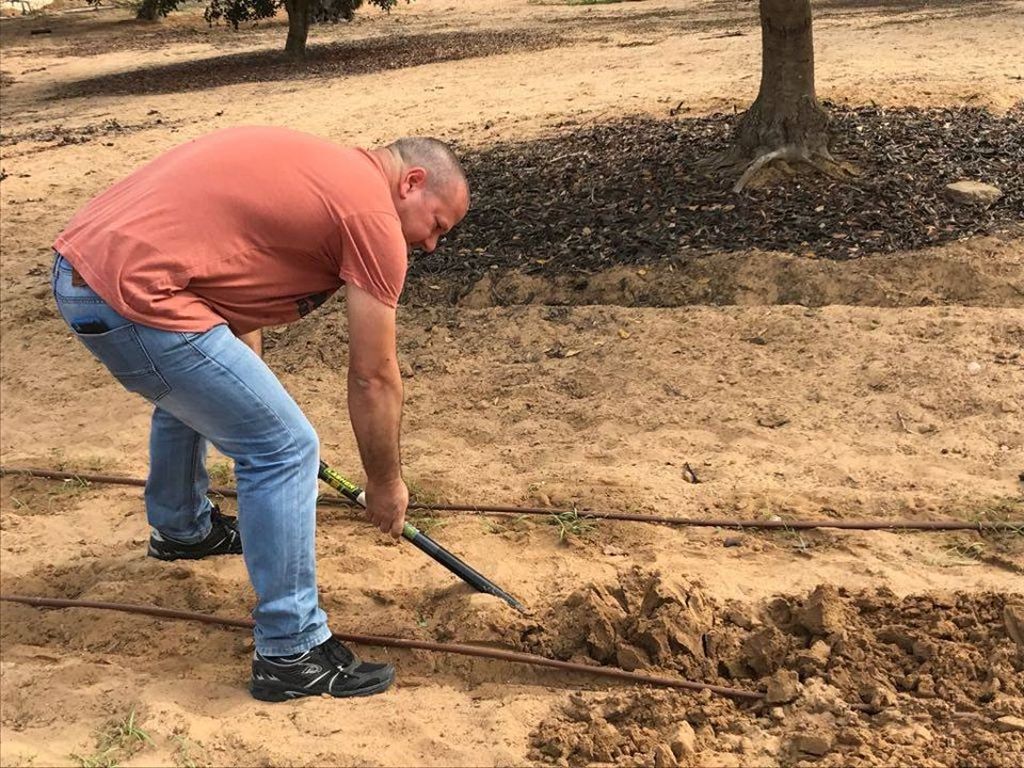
[372, 147, 401, 187]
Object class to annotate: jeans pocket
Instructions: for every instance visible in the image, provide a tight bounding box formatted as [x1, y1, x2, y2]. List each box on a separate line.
[75, 324, 171, 402]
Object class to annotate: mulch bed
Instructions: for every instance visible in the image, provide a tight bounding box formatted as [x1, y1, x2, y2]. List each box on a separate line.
[419, 103, 1023, 283]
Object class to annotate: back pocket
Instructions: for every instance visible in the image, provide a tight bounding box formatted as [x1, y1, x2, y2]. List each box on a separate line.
[75, 324, 170, 402]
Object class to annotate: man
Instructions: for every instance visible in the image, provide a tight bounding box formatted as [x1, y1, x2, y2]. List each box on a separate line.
[50, 126, 470, 701]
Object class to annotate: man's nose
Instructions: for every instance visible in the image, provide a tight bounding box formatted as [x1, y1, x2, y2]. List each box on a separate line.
[422, 236, 439, 253]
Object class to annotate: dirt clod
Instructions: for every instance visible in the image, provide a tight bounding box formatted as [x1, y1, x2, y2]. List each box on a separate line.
[766, 669, 802, 704]
[797, 584, 850, 637]
[653, 742, 677, 768]
[669, 721, 696, 759]
[527, 573, 1023, 766]
[1004, 602, 1024, 650]
[792, 732, 833, 756]
[536, 568, 715, 678]
[995, 716, 1024, 733]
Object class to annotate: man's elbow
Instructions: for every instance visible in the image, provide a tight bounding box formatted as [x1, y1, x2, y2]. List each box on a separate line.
[348, 364, 401, 394]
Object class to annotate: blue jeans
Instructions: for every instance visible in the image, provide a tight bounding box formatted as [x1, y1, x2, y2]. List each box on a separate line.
[51, 253, 331, 657]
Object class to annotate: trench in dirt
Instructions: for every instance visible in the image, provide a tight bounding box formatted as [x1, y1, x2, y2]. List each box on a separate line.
[2, 542, 1022, 765]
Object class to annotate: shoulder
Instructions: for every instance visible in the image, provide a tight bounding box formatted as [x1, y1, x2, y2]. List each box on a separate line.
[341, 210, 404, 241]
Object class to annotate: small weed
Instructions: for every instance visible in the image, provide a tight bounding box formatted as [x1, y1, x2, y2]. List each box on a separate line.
[786, 528, 811, 555]
[969, 500, 1024, 537]
[11, 754, 37, 767]
[72, 750, 118, 768]
[406, 479, 442, 506]
[981, 520, 1024, 536]
[548, 506, 596, 542]
[407, 514, 445, 535]
[48, 447, 68, 471]
[78, 455, 115, 472]
[766, 518, 813, 554]
[106, 708, 153, 752]
[941, 541, 986, 566]
[207, 460, 234, 486]
[171, 734, 200, 768]
[53, 476, 90, 496]
[484, 514, 529, 535]
[72, 708, 152, 768]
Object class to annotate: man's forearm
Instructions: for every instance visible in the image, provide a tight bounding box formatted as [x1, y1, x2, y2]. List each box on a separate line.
[236, 329, 263, 357]
[348, 365, 404, 484]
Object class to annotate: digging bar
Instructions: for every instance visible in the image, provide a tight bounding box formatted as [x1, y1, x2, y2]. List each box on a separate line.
[318, 460, 528, 614]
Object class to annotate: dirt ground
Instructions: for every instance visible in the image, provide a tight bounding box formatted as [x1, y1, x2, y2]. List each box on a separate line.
[1, 0, 1023, 766]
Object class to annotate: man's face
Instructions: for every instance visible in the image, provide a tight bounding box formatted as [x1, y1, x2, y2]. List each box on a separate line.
[393, 167, 469, 253]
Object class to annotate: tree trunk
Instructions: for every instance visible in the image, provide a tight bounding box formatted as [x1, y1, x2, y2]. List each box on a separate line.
[284, 0, 312, 59]
[717, 0, 845, 190]
[136, 0, 160, 21]
[736, 0, 829, 155]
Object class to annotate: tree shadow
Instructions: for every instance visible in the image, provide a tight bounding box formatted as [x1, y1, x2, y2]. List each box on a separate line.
[815, 0, 1003, 11]
[815, 0, 1010, 22]
[52, 28, 565, 100]
[0, 12, 235, 58]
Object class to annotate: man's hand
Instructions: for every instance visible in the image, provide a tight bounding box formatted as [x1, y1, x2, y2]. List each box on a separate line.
[364, 477, 409, 538]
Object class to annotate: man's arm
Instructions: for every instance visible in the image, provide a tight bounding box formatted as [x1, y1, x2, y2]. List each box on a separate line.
[236, 329, 263, 357]
[345, 283, 408, 537]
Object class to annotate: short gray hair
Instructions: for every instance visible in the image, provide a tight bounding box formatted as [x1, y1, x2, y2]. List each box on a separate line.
[388, 137, 468, 197]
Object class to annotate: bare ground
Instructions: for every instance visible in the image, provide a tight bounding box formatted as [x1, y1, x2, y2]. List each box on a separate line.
[1, 1, 1023, 766]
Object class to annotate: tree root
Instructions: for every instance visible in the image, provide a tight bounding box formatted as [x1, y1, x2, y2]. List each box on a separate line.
[732, 144, 854, 193]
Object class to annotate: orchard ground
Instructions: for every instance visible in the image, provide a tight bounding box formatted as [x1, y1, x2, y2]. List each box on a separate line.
[1, 1, 1022, 766]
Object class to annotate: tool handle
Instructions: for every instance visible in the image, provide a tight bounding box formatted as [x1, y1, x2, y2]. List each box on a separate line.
[319, 461, 366, 507]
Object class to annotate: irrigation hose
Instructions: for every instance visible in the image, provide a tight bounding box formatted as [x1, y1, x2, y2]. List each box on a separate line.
[3, 466, 1021, 532]
[0, 594, 763, 701]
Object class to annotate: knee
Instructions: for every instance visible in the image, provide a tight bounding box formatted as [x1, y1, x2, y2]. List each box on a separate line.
[254, 415, 319, 472]
[291, 418, 319, 465]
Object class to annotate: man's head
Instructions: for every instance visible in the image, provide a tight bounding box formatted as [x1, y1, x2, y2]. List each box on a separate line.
[385, 137, 470, 253]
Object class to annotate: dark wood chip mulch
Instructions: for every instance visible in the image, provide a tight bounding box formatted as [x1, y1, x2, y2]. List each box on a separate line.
[419, 103, 1023, 283]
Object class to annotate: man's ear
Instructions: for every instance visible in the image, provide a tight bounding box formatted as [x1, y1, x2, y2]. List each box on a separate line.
[399, 167, 428, 199]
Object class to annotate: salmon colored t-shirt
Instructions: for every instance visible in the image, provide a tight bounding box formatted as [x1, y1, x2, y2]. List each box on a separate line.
[54, 126, 408, 334]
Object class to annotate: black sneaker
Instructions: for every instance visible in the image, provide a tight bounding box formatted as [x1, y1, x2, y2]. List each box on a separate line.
[250, 637, 395, 702]
[147, 506, 243, 561]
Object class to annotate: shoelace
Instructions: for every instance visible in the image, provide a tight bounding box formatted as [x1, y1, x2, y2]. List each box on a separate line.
[210, 510, 241, 542]
[321, 639, 355, 669]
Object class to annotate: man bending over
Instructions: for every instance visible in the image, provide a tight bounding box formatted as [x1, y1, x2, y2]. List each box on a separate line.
[50, 127, 470, 701]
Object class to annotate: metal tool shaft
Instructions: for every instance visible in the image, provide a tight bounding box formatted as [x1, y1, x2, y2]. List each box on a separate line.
[318, 461, 527, 614]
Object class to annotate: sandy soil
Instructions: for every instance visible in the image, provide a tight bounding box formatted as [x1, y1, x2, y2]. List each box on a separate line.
[1, 1, 1023, 766]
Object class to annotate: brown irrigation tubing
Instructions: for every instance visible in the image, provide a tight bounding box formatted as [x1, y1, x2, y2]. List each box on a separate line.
[4, 466, 1021, 532]
[0, 594, 762, 701]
